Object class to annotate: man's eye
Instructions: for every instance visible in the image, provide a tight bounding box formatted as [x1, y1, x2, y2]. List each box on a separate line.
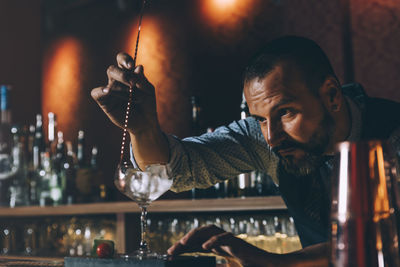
[279, 108, 295, 117]
[254, 117, 267, 123]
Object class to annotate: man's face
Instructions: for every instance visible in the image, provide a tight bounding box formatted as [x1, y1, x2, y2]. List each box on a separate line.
[244, 65, 334, 176]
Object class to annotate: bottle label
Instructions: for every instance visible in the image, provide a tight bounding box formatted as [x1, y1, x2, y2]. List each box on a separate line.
[0, 154, 16, 180]
[51, 187, 62, 202]
[238, 174, 246, 189]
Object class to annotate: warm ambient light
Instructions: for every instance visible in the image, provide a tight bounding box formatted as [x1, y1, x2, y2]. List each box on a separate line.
[213, 0, 237, 10]
[124, 16, 167, 97]
[123, 16, 188, 134]
[42, 37, 86, 135]
[202, 0, 255, 26]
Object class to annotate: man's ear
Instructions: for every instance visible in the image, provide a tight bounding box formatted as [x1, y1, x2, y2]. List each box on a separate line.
[318, 76, 342, 113]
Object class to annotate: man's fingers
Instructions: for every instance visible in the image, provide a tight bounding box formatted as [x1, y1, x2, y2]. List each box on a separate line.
[167, 225, 226, 256]
[167, 227, 208, 255]
[108, 80, 128, 93]
[106, 65, 154, 95]
[107, 65, 133, 87]
[180, 227, 200, 245]
[117, 52, 135, 70]
[91, 85, 129, 105]
[202, 232, 235, 250]
[91, 86, 110, 102]
[167, 242, 185, 255]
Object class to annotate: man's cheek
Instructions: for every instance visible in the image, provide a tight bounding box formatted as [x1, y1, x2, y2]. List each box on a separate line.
[260, 126, 270, 144]
[284, 121, 312, 142]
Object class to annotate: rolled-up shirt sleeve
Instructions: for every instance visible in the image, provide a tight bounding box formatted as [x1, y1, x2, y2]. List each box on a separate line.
[130, 117, 279, 193]
[167, 118, 280, 193]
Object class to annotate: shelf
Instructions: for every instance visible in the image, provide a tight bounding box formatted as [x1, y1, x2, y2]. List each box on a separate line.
[0, 255, 64, 266]
[0, 196, 286, 217]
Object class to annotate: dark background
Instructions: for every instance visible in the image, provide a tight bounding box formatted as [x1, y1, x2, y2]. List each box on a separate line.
[1, 0, 400, 193]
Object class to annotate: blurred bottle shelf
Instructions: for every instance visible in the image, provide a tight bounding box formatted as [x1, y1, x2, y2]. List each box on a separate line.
[0, 255, 64, 266]
[0, 196, 286, 217]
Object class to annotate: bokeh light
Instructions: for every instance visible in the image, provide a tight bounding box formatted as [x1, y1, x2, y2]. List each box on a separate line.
[202, 0, 255, 25]
[124, 16, 165, 88]
[42, 37, 86, 135]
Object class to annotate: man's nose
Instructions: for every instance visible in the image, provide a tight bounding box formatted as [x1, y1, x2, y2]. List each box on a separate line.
[264, 120, 284, 148]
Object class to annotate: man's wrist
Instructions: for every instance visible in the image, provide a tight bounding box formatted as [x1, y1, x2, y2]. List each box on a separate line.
[129, 124, 170, 168]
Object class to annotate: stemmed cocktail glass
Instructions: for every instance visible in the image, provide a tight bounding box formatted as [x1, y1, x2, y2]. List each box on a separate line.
[114, 162, 172, 259]
[112, 0, 172, 259]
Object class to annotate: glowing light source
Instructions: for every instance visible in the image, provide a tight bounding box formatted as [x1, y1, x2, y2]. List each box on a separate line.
[213, 0, 237, 10]
[201, 0, 255, 28]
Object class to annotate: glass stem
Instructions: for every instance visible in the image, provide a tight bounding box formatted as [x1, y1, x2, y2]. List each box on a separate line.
[139, 206, 148, 253]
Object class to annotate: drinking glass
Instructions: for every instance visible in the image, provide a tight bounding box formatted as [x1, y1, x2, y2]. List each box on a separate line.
[114, 161, 173, 259]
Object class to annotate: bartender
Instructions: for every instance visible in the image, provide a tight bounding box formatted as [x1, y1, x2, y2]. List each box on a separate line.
[91, 36, 400, 266]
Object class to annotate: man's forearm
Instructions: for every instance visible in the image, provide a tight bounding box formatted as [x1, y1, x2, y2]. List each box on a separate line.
[130, 126, 170, 170]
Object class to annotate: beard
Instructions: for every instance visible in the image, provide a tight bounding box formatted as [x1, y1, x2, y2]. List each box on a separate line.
[273, 111, 334, 176]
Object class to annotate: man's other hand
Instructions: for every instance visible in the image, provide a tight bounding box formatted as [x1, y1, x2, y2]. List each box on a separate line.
[167, 225, 270, 267]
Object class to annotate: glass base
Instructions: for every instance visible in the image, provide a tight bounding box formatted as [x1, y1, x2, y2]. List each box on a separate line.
[120, 249, 167, 260]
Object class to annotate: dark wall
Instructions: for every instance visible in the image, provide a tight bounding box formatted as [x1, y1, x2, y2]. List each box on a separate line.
[0, 0, 42, 126]
[350, 0, 400, 100]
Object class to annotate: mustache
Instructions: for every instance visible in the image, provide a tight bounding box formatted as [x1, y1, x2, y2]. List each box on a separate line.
[271, 140, 310, 154]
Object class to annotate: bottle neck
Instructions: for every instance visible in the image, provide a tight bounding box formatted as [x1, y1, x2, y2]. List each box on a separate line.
[1, 109, 11, 124]
[48, 113, 56, 143]
[77, 131, 85, 167]
[77, 146, 85, 167]
[0, 85, 11, 124]
[91, 155, 97, 169]
[56, 143, 66, 161]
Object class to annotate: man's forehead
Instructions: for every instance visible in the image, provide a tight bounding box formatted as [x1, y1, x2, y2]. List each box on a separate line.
[244, 65, 306, 100]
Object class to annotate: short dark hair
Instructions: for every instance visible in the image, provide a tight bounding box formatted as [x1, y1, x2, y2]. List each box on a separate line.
[244, 36, 338, 94]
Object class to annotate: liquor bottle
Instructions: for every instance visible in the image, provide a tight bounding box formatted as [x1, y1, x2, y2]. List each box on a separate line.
[64, 141, 77, 204]
[37, 148, 63, 206]
[47, 112, 57, 156]
[77, 130, 86, 168]
[225, 177, 238, 198]
[54, 132, 66, 171]
[33, 114, 46, 169]
[75, 130, 93, 203]
[32, 115, 47, 205]
[254, 172, 279, 196]
[213, 180, 226, 198]
[27, 125, 39, 205]
[90, 146, 108, 202]
[53, 131, 67, 204]
[37, 152, 53, 206]
[90, 146, 98, 168]
[27, 125, 35, 163]
[46, 150, 63, 206]
[247, 171, 258, 197]
[237, 173, 250, 197]
[8, 125, 29, 207]
[0, 85, 14, 206]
